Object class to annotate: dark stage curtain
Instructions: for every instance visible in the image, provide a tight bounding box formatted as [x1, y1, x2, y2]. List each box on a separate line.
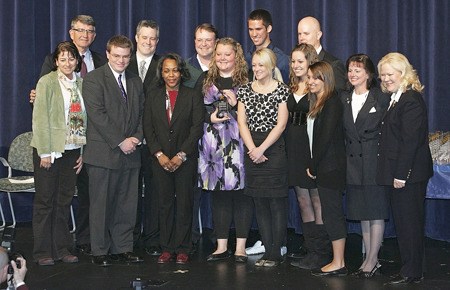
[1, 0, 449, 178]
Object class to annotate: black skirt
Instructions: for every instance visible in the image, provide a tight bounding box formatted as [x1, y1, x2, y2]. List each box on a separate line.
[244, 131, 288, 198]
[346, 184, 389, 220]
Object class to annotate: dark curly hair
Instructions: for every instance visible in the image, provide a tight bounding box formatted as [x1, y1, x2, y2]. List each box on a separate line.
[156, 53, 191, 87]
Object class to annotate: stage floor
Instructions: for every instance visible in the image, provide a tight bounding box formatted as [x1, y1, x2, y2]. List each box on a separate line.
[2, 225, 450, 290]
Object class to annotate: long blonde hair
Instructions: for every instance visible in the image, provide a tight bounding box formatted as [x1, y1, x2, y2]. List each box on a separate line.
[203, 37, 248, 92]
[308, 61, 335, 118]
[377, 52, 424, 93]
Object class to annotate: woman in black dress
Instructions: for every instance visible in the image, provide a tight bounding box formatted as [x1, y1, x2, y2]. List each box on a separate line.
[341, 54, 390, 277]
[287, 44, 331, 270]
[237, 48, 289, 267]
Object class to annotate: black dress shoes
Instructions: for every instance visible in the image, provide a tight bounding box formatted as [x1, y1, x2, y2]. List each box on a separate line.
[92, 255, 112, 267]
[110, 252, 144, 263]
[206, 251, 231, 261]
[311, 266, 348, 277]
[234, 255, 248, 263]
[76, 244, 92, 256]
[145, 246, 162, 256]
[386, 274, 424, 285]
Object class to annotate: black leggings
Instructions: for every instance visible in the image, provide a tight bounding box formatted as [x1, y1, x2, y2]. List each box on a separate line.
[211, 190, 253, 239]
[253, 196, 288, 260]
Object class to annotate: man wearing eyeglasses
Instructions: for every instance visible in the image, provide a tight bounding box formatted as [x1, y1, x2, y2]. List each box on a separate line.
[32, 15, 106, 84]
[82, 35, 145, 267]
[125, 20, 162, 256]
[29, 14, 106, 258]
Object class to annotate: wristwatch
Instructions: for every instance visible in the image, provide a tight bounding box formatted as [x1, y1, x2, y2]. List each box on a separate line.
[176, 151, 187, 162]
[155, 151, 163, 159]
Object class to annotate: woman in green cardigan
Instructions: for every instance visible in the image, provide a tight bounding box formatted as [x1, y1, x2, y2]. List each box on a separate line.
[30, 41, 86, 266]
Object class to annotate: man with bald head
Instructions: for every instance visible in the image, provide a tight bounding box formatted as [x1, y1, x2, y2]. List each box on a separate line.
[297, 16, 346, 91]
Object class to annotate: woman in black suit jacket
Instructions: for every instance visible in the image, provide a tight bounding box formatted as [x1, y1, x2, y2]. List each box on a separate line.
[143, 53, 204, 265]
[305, 62, 347, 277]
[341, 54, 390, 277]
[377, 53, 433, 285]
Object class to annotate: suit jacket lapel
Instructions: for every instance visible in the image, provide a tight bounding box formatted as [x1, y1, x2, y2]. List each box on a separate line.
[169, 86, 184, 126]
[342, 91, 360, 140]
[355, 91, 376, 131]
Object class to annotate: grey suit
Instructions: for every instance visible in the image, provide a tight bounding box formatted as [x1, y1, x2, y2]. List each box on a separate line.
[82, 64, 144, 255]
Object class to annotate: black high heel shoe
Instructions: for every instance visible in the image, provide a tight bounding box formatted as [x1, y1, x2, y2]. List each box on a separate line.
[358, 262, 381, 278]
[351, 268, 363, 276]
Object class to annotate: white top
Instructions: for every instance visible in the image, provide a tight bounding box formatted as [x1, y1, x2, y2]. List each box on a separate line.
[351, 90, 369, 122]
[307, 116, 315, 158]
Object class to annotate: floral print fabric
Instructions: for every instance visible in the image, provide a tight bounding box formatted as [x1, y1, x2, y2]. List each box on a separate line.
[198, 84, 245, 191]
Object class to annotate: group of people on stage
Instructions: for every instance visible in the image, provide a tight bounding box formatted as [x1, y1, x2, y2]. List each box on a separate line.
[28, 8, 432, 286]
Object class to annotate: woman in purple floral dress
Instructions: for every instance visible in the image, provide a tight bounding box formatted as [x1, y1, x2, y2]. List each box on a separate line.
[197, 38, 252, 263]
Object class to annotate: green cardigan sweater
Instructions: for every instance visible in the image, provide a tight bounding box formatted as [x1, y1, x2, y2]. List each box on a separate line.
[31, 71, 86, 156]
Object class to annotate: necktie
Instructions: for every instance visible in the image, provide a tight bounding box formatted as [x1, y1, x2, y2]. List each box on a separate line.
[139, 60, 147, 81]
[80, 55, 87, 78]
[388, 99, 397, 110]
[118, 74, 127, 102]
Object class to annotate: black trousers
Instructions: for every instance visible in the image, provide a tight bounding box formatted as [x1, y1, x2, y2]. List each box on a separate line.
[253, 197, 288, 260]
[211, 189, 253, 239]
[153, 158, 197, 254]
[317, 186, 347, 241]
[390, 181, 427, 278]
[32, 148, 79, 260]
[136, 145, 160, 248]
[75, 165, 90, 245]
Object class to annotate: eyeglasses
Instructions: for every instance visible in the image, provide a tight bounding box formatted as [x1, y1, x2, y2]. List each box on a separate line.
[110, 54, 131, 61]
[72, 28, 96, 35]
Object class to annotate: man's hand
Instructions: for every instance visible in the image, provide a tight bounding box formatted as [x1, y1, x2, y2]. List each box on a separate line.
[74, 155, 83, 174]
[11, 257, 27, 285]
[119, 138, 138, 154]
[29, 89, 36, 103]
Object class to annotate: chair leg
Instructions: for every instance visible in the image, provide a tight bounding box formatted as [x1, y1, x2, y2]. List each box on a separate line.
[198, 207, 203, 235]
[0, 200, 5, 230]
[7, 192, 16, 228]
[70, 204, 76, 234]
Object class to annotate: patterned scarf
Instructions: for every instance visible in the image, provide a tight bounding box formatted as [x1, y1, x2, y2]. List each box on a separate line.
[58, 72, 86, 146]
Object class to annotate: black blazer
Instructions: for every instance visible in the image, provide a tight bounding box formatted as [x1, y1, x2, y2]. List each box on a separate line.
[318, 49, 346, 92]
[127, 53, 161, 94]
[341, 88, 390, 185]
[82, 64, 144, 170]
[143, 84, 204, 159]
[39, 49, 106, 78]
[309, 92, 346, 190]
[376, 89, 433, 185]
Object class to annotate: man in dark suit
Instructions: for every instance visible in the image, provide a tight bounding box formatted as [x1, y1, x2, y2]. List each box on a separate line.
[126, 20, 161, 256]
[29, 15, 106, 256]
[297, 16, 346, 92]
[184, 23, 218, 88]
[82, 35, 144, 267]
[184, 23, 218, 251]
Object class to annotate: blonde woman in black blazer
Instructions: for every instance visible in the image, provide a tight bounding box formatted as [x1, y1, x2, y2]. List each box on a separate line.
[377, 52, 433, 285]
[341, 54, 390, 278]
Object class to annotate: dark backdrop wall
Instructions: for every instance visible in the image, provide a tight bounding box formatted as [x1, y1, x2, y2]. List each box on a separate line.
[1, 0, 449, 176]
